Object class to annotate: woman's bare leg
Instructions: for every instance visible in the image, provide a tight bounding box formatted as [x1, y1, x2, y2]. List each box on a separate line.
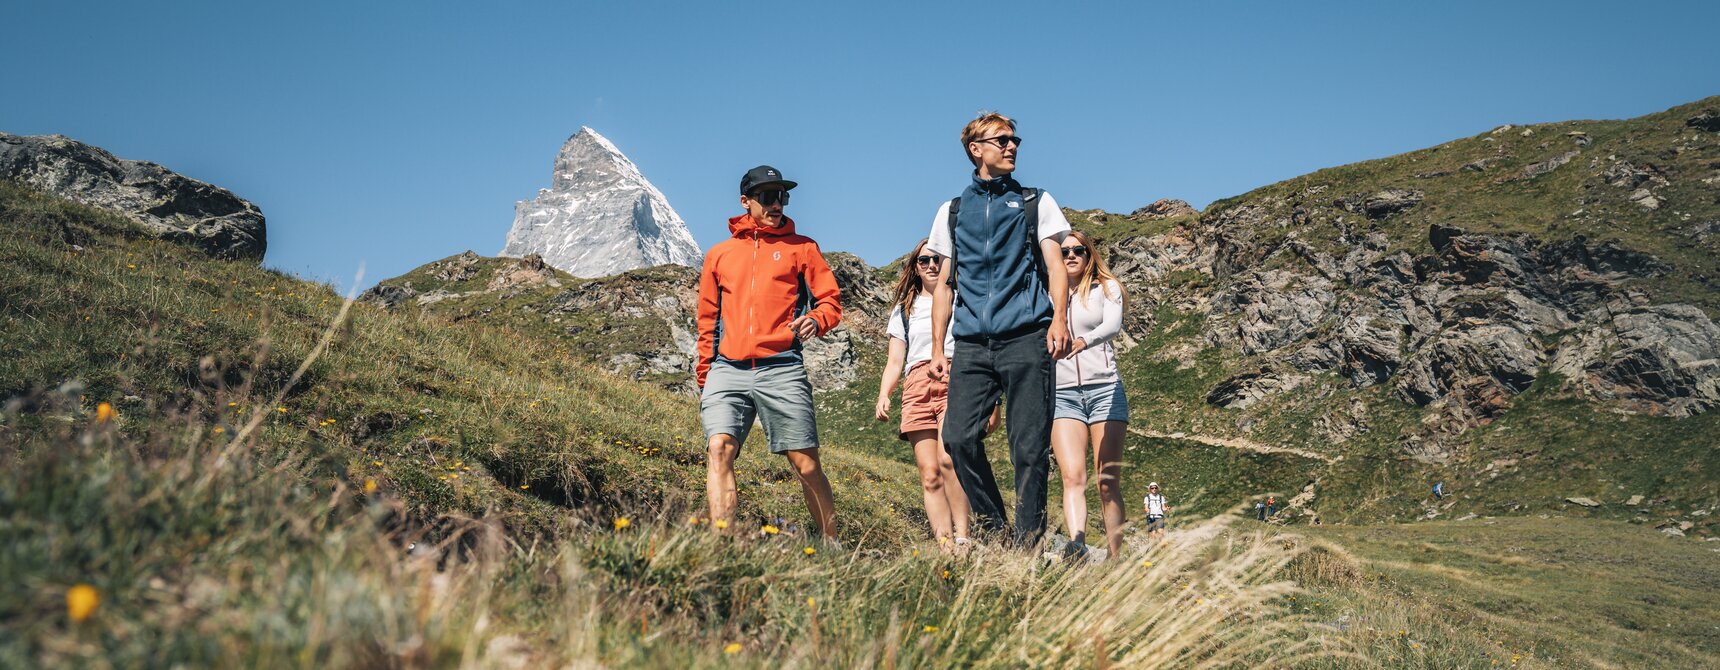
[1052, 418, 1090, 544]
[907, 429, 955, 547]
[1090, 421, 1127, 556]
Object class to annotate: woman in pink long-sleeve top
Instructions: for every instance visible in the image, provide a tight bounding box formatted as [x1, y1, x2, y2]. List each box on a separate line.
[1050, 230, 1130, 559]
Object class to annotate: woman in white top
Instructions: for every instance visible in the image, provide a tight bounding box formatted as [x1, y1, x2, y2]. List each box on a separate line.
[1051, 230, 1130, 558]
[875, 239, 972, 551]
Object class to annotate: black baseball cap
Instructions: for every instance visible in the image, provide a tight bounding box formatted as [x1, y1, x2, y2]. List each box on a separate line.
[740, 165, 797, 195]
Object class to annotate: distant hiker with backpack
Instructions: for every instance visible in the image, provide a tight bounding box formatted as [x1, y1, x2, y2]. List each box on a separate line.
[926, 112, 1073, 548]
[1049, 229, 1131, 559]
[697, 166, 842, 541]
[874, 239, 995, 554]
[1143, 482, 1171, 540]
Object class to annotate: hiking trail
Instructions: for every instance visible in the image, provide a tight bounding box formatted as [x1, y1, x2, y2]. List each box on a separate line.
[1127, 427, 1340, 464]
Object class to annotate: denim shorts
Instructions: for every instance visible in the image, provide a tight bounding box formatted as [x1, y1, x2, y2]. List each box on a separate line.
[1054, 380, 1129, 424]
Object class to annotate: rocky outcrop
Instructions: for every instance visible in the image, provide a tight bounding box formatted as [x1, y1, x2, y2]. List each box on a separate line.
[0, 132, 265, 259]
[1552, 304, 1720, 417]
[1205, 269, 1336, 356]
[1335, 189, 1422, 219]
[1131, 199, 1198, 220]
[1105, 140, 1718, 461]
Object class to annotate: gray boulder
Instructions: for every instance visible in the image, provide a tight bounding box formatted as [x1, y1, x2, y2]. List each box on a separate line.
[1687, 109, 1720, 132]
[1335, 189, 1423, 220]
[0, 132, 265, 259]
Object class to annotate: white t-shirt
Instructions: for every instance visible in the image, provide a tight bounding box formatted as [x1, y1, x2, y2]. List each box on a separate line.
[886, 294, 955, 369]
[1144, 493, 1168, 516]
[925, 190, 1071, 258]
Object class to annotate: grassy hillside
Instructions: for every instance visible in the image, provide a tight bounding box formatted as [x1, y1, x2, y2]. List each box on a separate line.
[0, 181, 1378, 667]
[9, 97, 1720, 667]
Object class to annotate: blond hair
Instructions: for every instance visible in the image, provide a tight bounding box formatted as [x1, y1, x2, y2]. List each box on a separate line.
[961, 112, 1016, 167]
[1066, 229, 1127, 311]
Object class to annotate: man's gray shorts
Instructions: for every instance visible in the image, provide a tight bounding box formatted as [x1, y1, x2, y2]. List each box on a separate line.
[700, 361, 820, 454]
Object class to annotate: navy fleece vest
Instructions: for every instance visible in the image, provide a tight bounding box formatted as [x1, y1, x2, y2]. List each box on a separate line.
[951, 174, 1051, 338]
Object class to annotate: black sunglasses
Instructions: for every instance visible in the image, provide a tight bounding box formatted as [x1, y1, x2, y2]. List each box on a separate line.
[748, 189, 790, 206]
[1061, 245, 1089, 258]
[913, 255, 941, 267]
[975, 135, 1023, 149]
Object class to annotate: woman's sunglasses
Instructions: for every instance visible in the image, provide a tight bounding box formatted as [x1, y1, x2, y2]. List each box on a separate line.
[913, 255, 941, 267]
[1061, 245, 1089, 258]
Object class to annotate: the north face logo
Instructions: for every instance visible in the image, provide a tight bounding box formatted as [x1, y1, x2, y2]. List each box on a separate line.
[1005, 201, 1020, 208]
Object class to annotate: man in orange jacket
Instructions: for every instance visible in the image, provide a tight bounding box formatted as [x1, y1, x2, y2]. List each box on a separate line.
[697, 165, 843, 540]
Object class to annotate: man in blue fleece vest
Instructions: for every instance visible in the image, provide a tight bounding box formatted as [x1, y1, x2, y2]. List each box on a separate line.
[926, 112, 1071, 548]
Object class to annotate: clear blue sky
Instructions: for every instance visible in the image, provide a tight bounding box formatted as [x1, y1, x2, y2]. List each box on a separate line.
[5, 1, 1718, 292]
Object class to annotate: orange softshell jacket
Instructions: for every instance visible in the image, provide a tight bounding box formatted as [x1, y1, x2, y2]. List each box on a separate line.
[695, 214, 843, 387]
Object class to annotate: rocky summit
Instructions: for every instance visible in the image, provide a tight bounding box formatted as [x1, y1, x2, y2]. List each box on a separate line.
[0, 132, 266, 259]
[499, 127, 700, 278]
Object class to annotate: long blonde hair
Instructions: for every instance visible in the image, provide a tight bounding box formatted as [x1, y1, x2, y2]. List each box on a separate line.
[890, 239, 933, 317]
[1067, 230, 1126, 310]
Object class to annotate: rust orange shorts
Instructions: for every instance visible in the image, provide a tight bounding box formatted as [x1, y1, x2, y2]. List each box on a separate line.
[900, 362, 949, 439]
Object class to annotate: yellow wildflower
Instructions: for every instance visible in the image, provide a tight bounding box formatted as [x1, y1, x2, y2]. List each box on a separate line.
[373, 460, 383, 466]
[806, 597, 815, 607]
[922, 625, 938, 633]
[803, 547, 816, 555]
[276, 407, 287, 414]
[613, 517, 631, 530]
[762, 524, 780, 535]
[94, 402, 116, 424]
[212, 427, 224, 434]
[714, 519, 729, 530]
[364, 478, 377, 493]
[723, 643, 742, 654]
[519, 484, 530, 490]
[66, 584, 99, 623]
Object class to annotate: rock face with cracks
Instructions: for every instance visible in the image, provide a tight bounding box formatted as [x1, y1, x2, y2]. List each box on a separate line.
[1, 132, 266, 260]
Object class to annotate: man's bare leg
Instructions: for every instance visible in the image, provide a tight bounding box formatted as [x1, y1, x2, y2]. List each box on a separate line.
[706, 434, 740, 529]
[783, 448, 836, 539]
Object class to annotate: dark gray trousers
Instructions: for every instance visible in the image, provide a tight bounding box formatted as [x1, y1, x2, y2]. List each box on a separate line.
[944, 325, 1053, 548]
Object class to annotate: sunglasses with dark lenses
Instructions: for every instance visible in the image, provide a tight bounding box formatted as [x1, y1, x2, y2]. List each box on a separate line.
[749, 189, 790, 206]
[913, 255, 941, 267]
[1061, 245, 1089, 258]
[976, 135, 1023, 149]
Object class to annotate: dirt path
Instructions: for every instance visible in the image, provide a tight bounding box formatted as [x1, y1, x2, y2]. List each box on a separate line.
[1126, 427, 1340, 464]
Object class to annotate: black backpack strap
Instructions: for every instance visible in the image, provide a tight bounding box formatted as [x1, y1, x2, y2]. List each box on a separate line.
[793, 271, 812, 351]
[898, 301, 911, 353]
[1021, 187, 1047, 285]
[943, 197, 961, 288]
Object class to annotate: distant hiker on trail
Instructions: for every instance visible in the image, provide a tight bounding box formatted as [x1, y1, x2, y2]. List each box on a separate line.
[874, 238, 991, 554]
[1049, 229, 1130, 559]
[1255, 501, 1266, 521]
[1433, 481, 1445, 500]
[696, 165, 842, 540]
[927, 112, 1072, 548]
[1266, 495, 1277, 519]
[1143, 482, 1171, 540]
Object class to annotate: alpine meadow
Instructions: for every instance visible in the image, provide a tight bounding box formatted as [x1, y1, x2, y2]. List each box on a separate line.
[4, 92, 1720, 670]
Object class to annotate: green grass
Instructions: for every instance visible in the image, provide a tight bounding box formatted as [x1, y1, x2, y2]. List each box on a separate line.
[1298, 517, 1720, 669]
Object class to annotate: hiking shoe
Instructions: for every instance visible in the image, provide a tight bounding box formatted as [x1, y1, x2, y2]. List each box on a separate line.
[1062, 532, 1089, 564]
